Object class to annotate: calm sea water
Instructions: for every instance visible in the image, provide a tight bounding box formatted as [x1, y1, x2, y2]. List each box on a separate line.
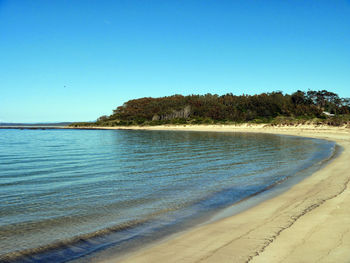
[0, 129, 335, 262]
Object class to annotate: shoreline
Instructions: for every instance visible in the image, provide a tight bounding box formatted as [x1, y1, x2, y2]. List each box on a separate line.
[89, 124, 350, 263]
[2, 124, 349, 262]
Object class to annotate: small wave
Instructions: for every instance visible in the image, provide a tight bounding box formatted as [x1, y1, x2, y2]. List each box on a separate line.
[0, 219, 148, 263]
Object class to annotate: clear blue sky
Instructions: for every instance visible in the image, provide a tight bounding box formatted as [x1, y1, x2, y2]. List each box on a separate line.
[1, 0, 349, 122]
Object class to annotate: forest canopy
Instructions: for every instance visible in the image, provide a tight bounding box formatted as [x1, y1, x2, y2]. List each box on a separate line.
[71, 90, 350, 127]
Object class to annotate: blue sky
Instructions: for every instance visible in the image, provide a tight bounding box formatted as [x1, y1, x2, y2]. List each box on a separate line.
[1, 0, 349, 122]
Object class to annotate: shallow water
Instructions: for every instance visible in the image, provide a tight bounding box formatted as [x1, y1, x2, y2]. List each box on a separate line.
[0, 129, 335, 262]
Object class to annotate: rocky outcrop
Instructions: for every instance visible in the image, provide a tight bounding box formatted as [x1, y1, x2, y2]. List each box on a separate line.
[152, 105, 191, 121]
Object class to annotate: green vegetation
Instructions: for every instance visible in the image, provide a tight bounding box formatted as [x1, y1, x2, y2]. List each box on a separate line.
[70, 90, 350, 127]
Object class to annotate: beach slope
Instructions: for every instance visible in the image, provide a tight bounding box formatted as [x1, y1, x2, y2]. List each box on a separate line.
[97, 125, 350, 263]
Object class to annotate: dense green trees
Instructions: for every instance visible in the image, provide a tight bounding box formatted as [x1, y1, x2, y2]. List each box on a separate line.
[71, 90, 350, 127]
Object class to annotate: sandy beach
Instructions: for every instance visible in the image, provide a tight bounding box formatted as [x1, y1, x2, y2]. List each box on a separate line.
[84, 124, 350, 263]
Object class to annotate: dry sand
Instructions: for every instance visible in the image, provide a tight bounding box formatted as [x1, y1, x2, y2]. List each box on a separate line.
[93, 124, 350, 263]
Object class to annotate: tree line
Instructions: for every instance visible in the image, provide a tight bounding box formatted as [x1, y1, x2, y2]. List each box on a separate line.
[71, 90, 350, 127]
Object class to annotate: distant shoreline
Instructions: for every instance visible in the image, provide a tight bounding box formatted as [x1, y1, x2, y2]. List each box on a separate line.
[2, 122, 349, 132]
[0, 126, 68, 130]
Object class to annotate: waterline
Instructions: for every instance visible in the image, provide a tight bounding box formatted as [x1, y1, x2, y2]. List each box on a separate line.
[0, 129, 335, 262]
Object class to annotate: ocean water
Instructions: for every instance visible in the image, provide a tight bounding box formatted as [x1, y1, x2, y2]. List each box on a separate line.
[0, 129, 335, 262]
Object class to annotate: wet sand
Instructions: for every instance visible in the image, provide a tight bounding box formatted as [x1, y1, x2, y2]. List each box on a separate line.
[92, 124, 350, 263]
